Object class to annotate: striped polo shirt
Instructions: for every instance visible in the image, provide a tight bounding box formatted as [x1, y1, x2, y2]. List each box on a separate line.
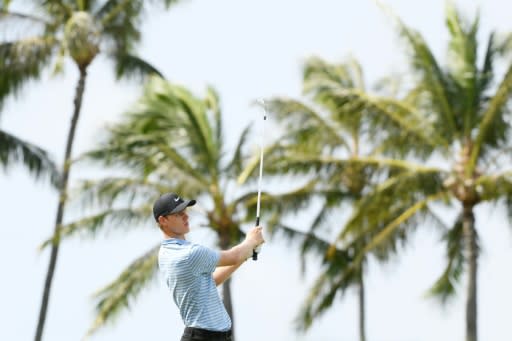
[158, 238, 232, 331]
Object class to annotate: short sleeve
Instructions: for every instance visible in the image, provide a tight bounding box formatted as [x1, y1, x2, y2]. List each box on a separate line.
[188, 244, 220, 274]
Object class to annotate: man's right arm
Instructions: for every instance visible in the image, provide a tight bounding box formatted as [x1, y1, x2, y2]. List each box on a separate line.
[218, 226, 264, 266]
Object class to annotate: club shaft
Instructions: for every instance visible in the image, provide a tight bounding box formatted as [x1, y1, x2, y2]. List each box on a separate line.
[253, 107, 267, 261]
[256, 142, 264, 218]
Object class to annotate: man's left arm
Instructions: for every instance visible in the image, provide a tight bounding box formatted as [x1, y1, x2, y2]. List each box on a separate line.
[213, 262, 245, 286]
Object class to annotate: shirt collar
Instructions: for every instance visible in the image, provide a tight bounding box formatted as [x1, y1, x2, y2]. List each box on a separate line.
[161, 238, 189, 246]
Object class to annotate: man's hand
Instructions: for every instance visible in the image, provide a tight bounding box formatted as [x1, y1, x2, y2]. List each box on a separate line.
[218, 226, 265, 266]
[245, 226, 265, 248]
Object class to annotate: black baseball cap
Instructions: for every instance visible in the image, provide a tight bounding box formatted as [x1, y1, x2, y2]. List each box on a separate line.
[153, 193, 196, 221]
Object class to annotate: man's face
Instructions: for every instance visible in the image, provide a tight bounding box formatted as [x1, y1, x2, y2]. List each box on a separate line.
[159, 209, 190, 236]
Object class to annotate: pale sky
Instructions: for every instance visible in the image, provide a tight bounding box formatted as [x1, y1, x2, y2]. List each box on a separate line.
[1, 1, 512, 340]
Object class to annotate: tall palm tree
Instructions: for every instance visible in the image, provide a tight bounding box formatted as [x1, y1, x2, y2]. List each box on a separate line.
[246, 56, 424, 341]
[332, 4, 512, 341]
[41, 76, 316, 339]
[1, 2, 175, 340]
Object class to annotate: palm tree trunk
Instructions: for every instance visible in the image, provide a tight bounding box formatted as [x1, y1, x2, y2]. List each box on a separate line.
[34, 65, 88, 341]
[219, 231, 236, 341]
[463, 204, 478, 341]
[223, 278, 235, 340]
[358, 269, 366, 341]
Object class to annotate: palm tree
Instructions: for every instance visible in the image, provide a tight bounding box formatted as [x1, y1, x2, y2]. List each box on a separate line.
[1, 2, 176, 340]
[41, 76, 315, 339]
[331, 4, 512, 341]
[248, 56, 422, 341]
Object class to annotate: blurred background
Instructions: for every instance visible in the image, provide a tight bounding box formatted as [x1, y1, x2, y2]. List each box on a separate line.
[1, 1, 511, 341]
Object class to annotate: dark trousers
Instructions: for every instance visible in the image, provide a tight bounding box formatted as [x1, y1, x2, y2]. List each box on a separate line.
[181, 327, 232, 341]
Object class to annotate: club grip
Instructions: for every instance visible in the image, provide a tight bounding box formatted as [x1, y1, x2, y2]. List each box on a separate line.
[252, 217, 260, 261]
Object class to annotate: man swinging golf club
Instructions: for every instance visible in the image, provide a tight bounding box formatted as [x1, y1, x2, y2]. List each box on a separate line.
[155, 193, 265, 341]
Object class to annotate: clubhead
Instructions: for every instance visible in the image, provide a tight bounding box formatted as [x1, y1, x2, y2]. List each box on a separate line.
[255, 99, 267, 120]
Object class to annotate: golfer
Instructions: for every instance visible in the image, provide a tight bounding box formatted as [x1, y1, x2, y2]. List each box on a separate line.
[155, 192, 265, 341]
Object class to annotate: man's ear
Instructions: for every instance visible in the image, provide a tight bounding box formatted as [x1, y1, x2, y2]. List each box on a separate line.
[157, 215, 166, 227]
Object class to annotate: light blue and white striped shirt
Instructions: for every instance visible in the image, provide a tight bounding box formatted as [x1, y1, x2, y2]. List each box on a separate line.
[158, 238, 232, 331]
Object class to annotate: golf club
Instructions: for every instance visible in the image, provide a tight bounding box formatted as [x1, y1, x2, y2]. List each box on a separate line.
[253, 100, 267, 261]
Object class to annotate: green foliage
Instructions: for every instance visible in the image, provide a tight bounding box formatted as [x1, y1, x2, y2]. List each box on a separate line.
[296, 249, 358, 331]
[426, 215, 466, 303]
[255, 55, 419, 337]
[0, 37, 55, 110]
[0, 0, 175, 182]
[0, 129, 60, 185]
[334, 5, 512, 340]
[114, 53, 165, 80]
[253, 4, 512, 337]
[0, 0, 169, 108]
[84, 245, 160, 339]
[0, 26, 55, 182]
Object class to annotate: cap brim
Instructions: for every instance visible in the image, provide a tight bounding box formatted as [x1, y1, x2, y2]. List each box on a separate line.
[169, 199, 196, 214]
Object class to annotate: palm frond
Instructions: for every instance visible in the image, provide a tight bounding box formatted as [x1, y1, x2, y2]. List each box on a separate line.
[81, 135, 162, 175]
[469, 61, 512, 171]
[475, 171, 512, 199]
[302, 56, 367, 135]
[0, 9, 49, 24]
[83, 130, 209, 189]
[264, 97, 349, 151]
[303, 55, 366, 91]
[0, 129, 60, 186]
[176, 90, 219, 173]
[98, 0, 143, 53]
[113, 53, 164, 80]
[373, 73, 406, 98]
[445, 3, 479, 136]
[272, 220, 331, 275]
[273, 224, 328, 254]
[377, 0, 458, 137]
[295, 256, 358, 332]
[352, 191, 448, 265]
[425, 215, 465, 304]
[295, 272, 331, 331]
[341, 167, 448, 244]
[81, 77, 227, 198]
[96, 0, 180, 25]
[236, 142, 283, 184]
[476, 171, 512, 223]
[204, 86, 223, 152]
[479, 33, 497, 95]
[223, 123, 251, 177]
[323, 88, 448, 157]
[84, 244, 160, 338]
[98, 0, 182, 64]
[72, 177, 169, 209]
[235, 184, 315, 220]
[268, 154, 442, 179]
[140, 77, 219, 175]
[39, 206, 153, 249]
[155, 141, 211, 186]
[41, 0, 74, 19]
[0, 36, 56, 109]
[95, 0, 135, 22]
